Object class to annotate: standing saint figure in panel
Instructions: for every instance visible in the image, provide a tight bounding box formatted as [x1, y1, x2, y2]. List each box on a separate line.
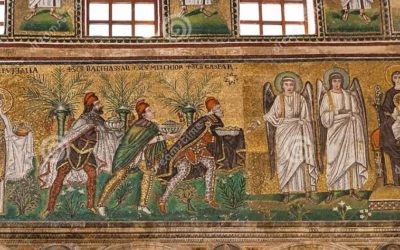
[263, 72, 319, 203]
[179, 0, 213, 17]
[340, 0, 374, 23]
[317, 68, 369, 203]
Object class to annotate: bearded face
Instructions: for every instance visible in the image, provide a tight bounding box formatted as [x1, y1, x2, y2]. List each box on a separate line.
[213, 104, 224, 118]
[92, 100, 104, 115]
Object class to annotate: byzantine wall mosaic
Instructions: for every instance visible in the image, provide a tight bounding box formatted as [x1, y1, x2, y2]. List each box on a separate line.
[0, 0, 399, 41]
[0, 61, 399, 222]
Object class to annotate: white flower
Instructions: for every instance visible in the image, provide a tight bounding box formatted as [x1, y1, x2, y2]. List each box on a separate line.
[78, 189, 85, 194]
[346, 205, 352, 210]
[332, 207, 338, 212]
[66, 186, 75, 192]
[360, 215, 365, 219]
[338, 201, 346, 207]
[61, 191, 66, 196]
[359, 210, 364, 213]
[368, 212, 372, 217]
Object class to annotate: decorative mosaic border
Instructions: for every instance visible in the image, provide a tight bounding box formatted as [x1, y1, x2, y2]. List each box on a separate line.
[0, 221, 398, 249]
[0, 0, 398, 43]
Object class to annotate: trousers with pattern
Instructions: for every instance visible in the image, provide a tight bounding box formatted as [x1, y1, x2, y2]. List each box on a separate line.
[160, 157, 217, 203]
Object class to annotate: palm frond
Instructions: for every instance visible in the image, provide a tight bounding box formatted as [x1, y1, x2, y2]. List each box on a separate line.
[99, 72, 148, 112]
[156, 71, 221, 115]
[24, 68, 93, 117]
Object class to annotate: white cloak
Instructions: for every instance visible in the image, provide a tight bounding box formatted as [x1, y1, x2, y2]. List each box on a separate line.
[264, 92, 318, 193]
[38, 115, 121, 189]
[0, 111, 34, 181]
[28, 0, 61, 9]
[341, 0, 373, 10]
[320, 90, 368, 191]
[181, 0, 212, 6]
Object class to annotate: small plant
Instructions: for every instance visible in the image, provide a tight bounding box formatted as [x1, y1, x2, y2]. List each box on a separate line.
[259, 208, 276, 221]
[57, 186, 85, 219]
[218, 175, 246, 210]
[332, 200, 352, 220]
[175, 182, 198, 212]
[359, 209, 372, 220]
[112, 181, 132, 209]
[7, 177, 40, 216]
[288, 201, 311, 221]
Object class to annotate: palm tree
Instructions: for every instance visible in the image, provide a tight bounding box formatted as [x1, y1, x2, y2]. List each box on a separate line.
[157, 71, 221, 126]
[24, 67, 93, 139]
[99, 72, 148, 130]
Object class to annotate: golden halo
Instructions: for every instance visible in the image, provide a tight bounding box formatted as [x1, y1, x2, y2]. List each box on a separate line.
[0, 88, 13, 114]
[274, 71, 303, 93]
[385, 65, 400, 86]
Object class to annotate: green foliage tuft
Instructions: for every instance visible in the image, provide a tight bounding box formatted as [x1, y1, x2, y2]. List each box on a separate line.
[217, 174, 246, 210]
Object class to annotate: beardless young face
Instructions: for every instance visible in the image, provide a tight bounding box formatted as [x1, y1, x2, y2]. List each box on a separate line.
[281, 80, 295, 96]
[331, 78, 343, 92]
[392, 72, 400, 87]
[143, 107, 155, 121]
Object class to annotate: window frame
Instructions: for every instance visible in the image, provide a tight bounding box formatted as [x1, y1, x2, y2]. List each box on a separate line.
[239, 0, 316, 36]
[83, 0, 162, 38]
[0, 0, 6, 35]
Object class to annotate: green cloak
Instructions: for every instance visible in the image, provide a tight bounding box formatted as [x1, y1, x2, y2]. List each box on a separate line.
[112, 119, 166, 172]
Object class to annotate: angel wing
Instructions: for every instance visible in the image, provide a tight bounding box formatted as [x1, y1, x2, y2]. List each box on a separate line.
[316, 79, 328, 173]
[349, 78, 370, 168]
[300, 82, 321, 172]
[263, 82, 277, 179]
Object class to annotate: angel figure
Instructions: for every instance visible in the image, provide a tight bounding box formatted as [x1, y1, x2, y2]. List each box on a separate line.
[263, 72, 319, 203]
[317, 68, 368, 203]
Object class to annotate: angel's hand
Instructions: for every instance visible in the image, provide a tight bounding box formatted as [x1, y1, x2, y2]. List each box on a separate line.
[263, 114, 268, 121]
[338, 109, 351, 115]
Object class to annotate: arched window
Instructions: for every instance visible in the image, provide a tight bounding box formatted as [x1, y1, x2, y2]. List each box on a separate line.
[85, 0, 160, 37]
[239, 0, 316, 36]
[0, 0, 5, 35]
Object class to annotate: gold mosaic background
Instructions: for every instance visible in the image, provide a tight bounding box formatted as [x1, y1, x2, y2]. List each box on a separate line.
[0, 61, 397, 195]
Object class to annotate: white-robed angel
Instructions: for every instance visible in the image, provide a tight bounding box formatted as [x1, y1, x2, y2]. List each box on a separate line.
[0, 92, 34, 214]
[317, 68, 369, 203]
[38, 92, 123, 218]
[179, 0, 213, 17]
[263, 72, 319, 203]
[340, 0, 373, 23]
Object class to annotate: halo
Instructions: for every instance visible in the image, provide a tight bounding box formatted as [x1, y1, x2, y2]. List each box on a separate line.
[274, 71, 303, 93]
[385, 65, 400, 86]
[0, 88, 13, 114]
[323, 68, 350, 90]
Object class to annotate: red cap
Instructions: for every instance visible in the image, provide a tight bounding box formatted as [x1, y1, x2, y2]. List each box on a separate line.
[205, 97, 220, 112]
[84, 92, 98, 107]
[136, 99, 150, 118]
